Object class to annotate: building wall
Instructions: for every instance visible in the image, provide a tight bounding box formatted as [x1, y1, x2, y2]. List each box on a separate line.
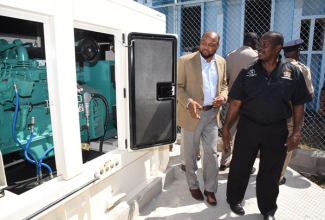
[223, 0, 245, 57]
[146, 0, 325, 111]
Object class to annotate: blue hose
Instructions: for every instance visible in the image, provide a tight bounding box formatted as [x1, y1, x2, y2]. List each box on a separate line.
[24, 132, 54, 175]
[12, 91, 39, 176]
[39, 146, 54, 175]
[13, 89, 54, 178]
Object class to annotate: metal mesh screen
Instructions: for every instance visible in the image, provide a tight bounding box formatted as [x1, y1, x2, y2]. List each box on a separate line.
[244, 0, 271, 38]
[147, 0, 325, 151]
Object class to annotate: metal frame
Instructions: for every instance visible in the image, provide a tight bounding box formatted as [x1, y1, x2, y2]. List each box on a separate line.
[298, 15, 325, 110]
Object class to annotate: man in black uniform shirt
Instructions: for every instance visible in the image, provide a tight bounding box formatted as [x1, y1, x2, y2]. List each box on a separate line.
[222, 32, 312, 220]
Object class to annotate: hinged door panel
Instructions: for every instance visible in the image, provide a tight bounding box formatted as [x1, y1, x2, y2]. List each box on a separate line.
[128, 32, 177, 150]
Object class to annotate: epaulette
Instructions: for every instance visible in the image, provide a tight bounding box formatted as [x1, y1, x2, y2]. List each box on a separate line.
[297, 61, 307, 68]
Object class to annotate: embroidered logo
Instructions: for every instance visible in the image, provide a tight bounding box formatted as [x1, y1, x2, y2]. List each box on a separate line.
[282, 70, 292, 80]
[246, 69, 257, 77]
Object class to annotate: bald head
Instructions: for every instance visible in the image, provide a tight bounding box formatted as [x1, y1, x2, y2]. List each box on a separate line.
[262, 31, 284, 47]
[202, 31, 220, 44]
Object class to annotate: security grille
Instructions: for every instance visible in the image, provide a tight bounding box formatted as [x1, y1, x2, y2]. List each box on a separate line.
[147, 0, 325, 151]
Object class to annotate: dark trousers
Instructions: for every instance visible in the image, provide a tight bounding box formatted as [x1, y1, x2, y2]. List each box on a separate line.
[226, 115, 288, 216]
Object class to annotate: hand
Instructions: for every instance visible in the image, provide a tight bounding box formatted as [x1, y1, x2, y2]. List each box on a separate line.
[188, 101, 202, 119]
[222, 127, 232, 153]
[212, 96, 225, 108]
[285, 131, 301, 152]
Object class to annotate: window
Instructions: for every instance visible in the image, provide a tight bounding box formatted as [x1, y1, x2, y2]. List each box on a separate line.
[181, 6, 201, 52]
[300, 19, 311, 51]
[300, 18, 325, 51]
[244, 0, 272, 39]
[312, 18, 325, 51]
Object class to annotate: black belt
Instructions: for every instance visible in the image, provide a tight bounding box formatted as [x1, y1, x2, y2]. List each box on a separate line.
[202, 105, 213, 111]
[244, 115, 285, 126]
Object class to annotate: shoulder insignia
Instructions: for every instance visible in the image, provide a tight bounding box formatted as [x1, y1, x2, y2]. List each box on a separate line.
[297, 61, 310, 71]
[282, 69, 293, 80]
[246, 69, 257, 77]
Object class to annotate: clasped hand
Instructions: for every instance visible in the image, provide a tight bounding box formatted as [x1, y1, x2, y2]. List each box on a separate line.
[212, 96, 225, 108]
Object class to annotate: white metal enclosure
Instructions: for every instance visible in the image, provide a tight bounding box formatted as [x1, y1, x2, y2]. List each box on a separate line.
[0, 0, 176, 219]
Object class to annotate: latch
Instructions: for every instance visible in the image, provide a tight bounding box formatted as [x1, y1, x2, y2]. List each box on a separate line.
[45, 100, 50, 109]
[157, 82, 175, 101]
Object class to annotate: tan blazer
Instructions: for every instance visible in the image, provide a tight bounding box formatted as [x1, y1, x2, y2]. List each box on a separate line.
[177, 51, 228, 131]
[284, 58, 314, 128]
[226, 46, 258, 91]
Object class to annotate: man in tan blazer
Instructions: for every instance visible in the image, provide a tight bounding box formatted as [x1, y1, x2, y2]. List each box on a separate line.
[177, 31, 228, 206]
[220, 33, 258, 171]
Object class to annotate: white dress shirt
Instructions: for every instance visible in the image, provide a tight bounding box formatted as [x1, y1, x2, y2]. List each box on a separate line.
[200, 54, 218, 106]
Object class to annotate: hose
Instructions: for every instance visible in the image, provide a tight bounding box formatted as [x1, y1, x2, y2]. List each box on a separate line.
[80, 125, 90, 144]
[23, 132, 53, 179]
[38, 146, 54, 178]
[24, 132, 34, 167]
[12, 90, 39, 176]
[4, 101, 47, 112]
[13, 86, 54, 179]
[91, 93, 109, 153]
[87, 125, 91, 144]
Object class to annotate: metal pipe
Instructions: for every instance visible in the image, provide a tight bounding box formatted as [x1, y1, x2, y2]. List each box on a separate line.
[23, 174, 100, 220]
[15, 46, 29, 62]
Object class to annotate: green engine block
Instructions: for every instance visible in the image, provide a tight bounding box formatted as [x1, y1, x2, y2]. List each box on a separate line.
[0, 39, 116, 160]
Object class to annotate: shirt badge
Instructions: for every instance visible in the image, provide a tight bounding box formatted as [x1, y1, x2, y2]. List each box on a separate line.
[282, 70, 292, 80]
[246, 69, 257, 77]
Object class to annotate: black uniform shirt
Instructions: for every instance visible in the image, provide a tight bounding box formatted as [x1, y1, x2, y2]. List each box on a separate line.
[229, 59, 312, 124]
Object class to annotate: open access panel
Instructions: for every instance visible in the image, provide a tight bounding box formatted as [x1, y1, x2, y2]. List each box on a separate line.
[128, 33, 177, 150]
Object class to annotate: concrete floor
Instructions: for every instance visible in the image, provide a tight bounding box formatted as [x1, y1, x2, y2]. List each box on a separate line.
[135, 144, 325, 220]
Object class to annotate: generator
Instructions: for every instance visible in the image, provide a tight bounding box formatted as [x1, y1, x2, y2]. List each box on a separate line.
[76, 60, 117, 145]
[0, 39, 53, 158]
[0, 0, 177, 219]
[0, 37, 117, 181]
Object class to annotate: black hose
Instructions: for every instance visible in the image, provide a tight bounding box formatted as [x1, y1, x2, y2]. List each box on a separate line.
[80, 125, 90, 144]
[4, 101, 47, 112]
[87, 126, 91, 144]
[91, 93, 109, 154]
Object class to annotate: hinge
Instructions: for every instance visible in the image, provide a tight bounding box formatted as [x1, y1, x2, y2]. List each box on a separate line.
[124, 88, 126, 98]
[122, 33, 125, 44]
[125, 139, 127, 149]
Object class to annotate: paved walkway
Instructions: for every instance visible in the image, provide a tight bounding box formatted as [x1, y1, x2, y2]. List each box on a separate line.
[135, 144, 325, 220]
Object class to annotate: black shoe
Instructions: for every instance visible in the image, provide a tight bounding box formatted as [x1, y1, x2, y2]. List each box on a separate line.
[279, 177, 286, 185]
[264, 214, 275, 220]
[227, 200, 245, 215]
[251, 167, 256, 174]
[220, 165, 228, 171]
